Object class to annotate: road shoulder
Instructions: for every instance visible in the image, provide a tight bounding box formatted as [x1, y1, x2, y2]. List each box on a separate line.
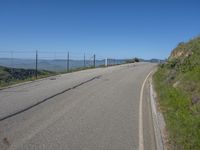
[149, 75, 167, 150]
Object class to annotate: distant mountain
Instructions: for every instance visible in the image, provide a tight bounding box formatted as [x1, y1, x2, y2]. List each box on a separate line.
[0, 57, 163, 72]
[139, 58, 165, 63]
[0, 58, 127, 72]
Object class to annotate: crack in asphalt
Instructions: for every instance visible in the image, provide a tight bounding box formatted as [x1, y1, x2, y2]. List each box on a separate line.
[0, 75, 102, 122]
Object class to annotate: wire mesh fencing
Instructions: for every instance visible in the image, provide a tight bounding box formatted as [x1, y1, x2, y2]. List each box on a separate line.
[0, 51, 128, 73]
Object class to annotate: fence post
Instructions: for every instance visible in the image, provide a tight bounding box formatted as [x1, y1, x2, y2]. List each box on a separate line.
[105, 58, 108, 67]
[11, 51, 14, 76]
[35, 50, 38, 79]
[84, 53, 86, 68]
[67, 51, 69, 72]
[93, 54, 96, 68]
[11, 51, 13, 68]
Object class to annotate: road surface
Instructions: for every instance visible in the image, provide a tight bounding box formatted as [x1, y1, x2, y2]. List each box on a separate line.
[0, 62, 156, 150]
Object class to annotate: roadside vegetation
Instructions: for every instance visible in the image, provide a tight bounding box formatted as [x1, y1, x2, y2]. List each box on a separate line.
[125, 57, 140, 63]
[0, 64, 117, 88]
[0, 66, 98, 88]
[153, 36, 200, 149]
[0, 66, 56, 88]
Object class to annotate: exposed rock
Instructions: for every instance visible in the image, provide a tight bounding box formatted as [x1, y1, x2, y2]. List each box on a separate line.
[169, 41, 193, 60]
[191, 96, 200, 105]
[173, 81, 180, 88]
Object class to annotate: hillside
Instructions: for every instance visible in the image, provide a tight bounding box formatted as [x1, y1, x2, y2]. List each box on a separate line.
[153, 36, 200, 149]
[0, 66, 55, 87]
[166, 36, 200, 103]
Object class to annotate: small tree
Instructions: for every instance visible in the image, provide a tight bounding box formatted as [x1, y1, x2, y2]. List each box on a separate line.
[134, 57, 140, 62]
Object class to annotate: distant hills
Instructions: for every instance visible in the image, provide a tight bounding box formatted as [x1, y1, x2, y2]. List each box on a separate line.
[0, 58, 128, 72]
[139, 58, 165, 63]
[0, 58, 162, 72]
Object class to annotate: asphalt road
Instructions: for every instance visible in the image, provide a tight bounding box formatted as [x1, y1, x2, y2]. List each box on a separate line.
[0, 62, 156, 150]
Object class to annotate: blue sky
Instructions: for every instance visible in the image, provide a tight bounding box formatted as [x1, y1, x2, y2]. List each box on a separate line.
[0, 0, 200, 59]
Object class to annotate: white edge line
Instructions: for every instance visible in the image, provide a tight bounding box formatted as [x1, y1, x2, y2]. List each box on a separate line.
[139, 70, 154, 150]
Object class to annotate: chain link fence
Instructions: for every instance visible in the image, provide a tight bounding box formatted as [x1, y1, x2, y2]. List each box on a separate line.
[0, 51, 128, 73]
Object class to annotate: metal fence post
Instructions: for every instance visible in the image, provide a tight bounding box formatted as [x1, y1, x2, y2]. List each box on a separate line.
[84, 53, 86, 68]
[35, 50, 38, 79]
[93, 54, 96, 68]
[11, 51, 14, 76]
[67, 51, 69, 72]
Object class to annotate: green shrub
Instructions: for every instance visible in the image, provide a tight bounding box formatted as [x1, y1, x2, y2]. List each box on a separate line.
[153, 67, 200, 149]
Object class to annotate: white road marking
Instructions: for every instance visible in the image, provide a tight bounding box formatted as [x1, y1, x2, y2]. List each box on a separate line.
[138, 70, 153, 150]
